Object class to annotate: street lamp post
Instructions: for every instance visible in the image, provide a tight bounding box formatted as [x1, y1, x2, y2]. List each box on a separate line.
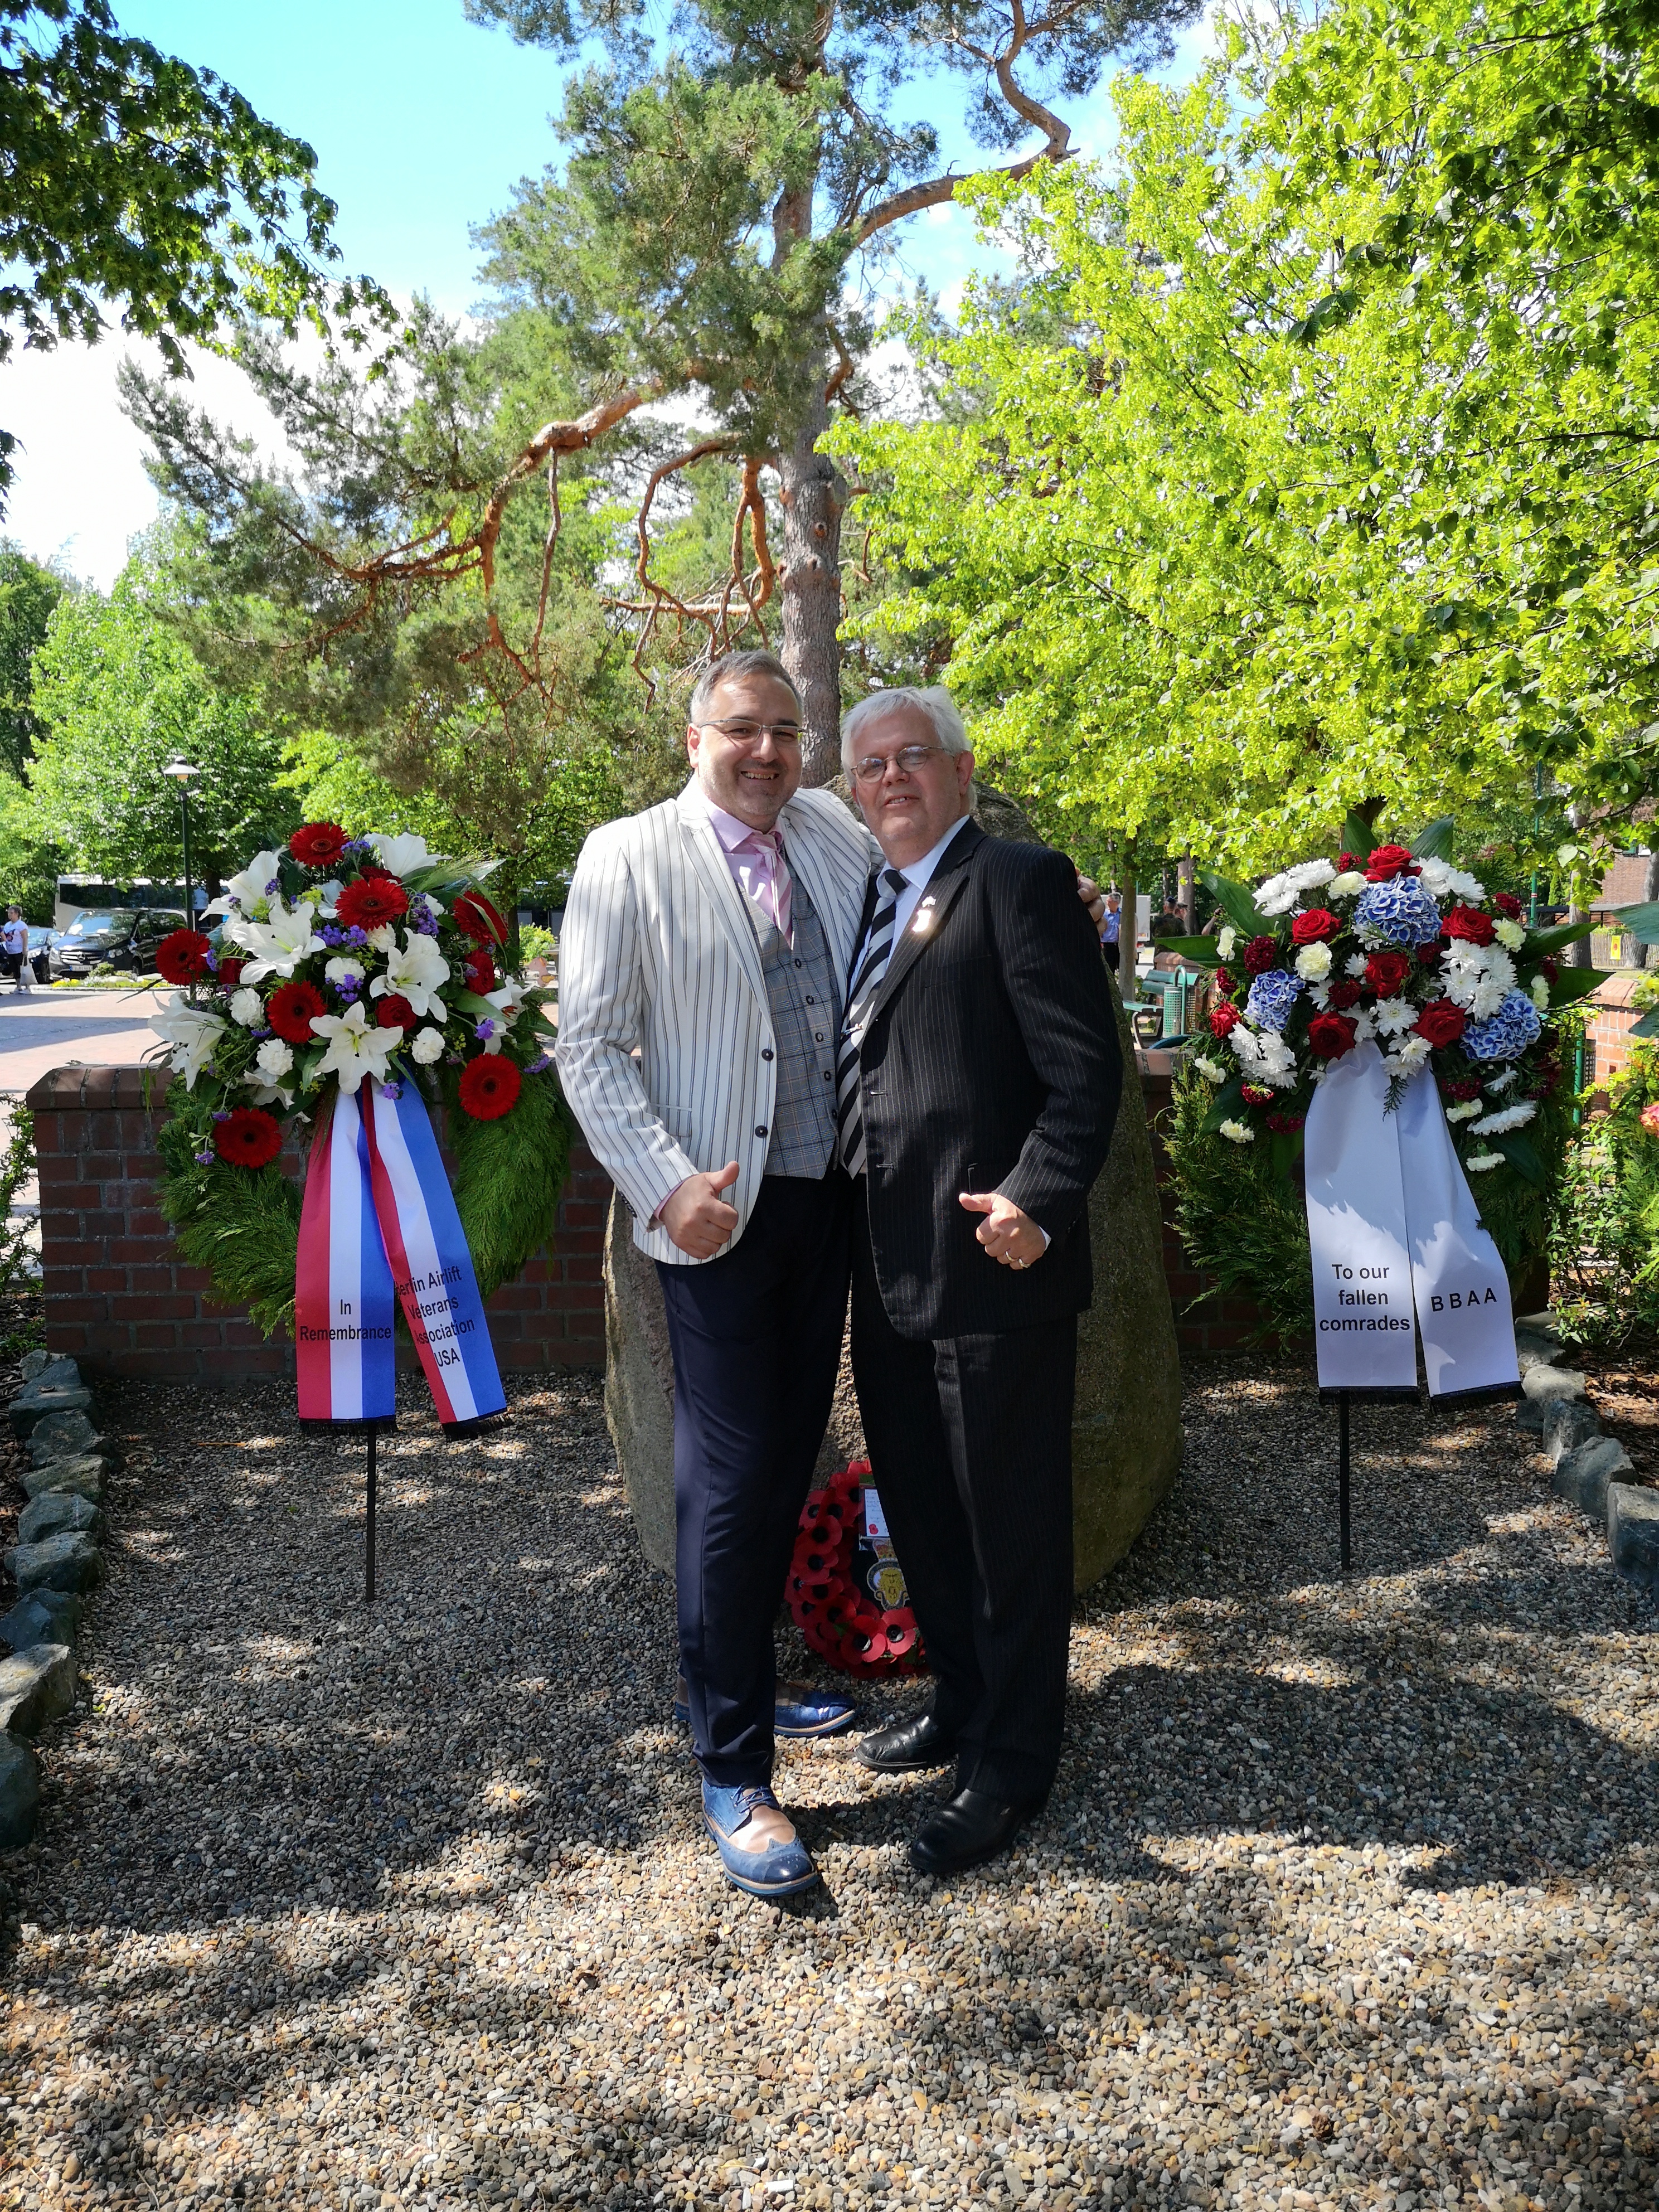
[161, 761, 201, 925]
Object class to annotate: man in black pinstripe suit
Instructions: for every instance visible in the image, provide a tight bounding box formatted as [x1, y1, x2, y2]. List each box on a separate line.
[836, 687, 1122, 1876]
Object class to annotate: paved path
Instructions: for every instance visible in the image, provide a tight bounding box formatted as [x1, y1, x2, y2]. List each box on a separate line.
[0, 987, 158, 1099]
[2, 1361, 1657, 2210]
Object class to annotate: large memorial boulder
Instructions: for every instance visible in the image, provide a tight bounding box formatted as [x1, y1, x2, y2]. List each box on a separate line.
[601, 783, 1183, 1589]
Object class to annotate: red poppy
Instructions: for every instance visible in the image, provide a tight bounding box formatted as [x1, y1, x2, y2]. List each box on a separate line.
[464, 948, 497, 995]
[375, 993, 416, 1031]
[1365, 843, 1418, 882]
[1240, 1084, 1274, 1104]
[1414, 999, 1468, 1047]
[212, 1108, 283, 1170]
[1308, 1012, 1359, 1060]
[1492, 891, 1524, 920]
[335, 875, 410, 931]
[155, 929, 214, 985]
[458, 1052, 522, 1120]
[1326, 979, 1362, 1010]
[1291, 908, 1341, 945]
[1210, 1001, 1241, 1039]
[1439, 1077, 1482, 1102]
[1443, 905, 1495, 946]
[453, 890, 507, 945]
[289, 821, 350, 870]
[1365, 950, 1411, 997]
[1264, 1112, 1305, 1134]
[267, 979, 327, 1044]
[1241, 934, 1279, 976]
[215, 955, 246, 993]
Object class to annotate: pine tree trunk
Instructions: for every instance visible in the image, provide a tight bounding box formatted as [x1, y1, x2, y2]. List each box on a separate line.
[777, 387, 847, 789]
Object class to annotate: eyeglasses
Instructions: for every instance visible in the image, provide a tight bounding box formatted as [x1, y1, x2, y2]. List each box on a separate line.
[697, 719, 803, 746]
[851, 743, 951, 784]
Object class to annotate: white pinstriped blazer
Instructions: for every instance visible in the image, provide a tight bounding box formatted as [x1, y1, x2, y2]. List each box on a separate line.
[554, 778, 877, 1264]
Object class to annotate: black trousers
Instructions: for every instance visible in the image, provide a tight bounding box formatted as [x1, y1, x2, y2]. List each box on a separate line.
[850, 1192, 1077, 1802]
[656, 1170, 851, 1788]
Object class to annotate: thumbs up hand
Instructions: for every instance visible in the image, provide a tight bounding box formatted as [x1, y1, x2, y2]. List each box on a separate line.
[958, 1189, 1047, 1269]
[661, 1161, 742, 1259]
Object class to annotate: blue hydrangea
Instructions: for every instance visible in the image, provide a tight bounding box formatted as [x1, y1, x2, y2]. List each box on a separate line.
[1244, 968, 1304, 1032]
[1352, 874, 1443, 947]
[1463, 989, 1543, 1061]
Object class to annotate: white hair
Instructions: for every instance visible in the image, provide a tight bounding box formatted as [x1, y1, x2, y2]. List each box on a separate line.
[840, 685, 969, 773]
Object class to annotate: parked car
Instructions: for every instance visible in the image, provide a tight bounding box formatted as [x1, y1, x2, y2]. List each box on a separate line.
[26, 926, 55, 984]
[53, 907, 188, 977]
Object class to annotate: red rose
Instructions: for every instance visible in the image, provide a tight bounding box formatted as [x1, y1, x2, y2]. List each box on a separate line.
[1241, 934, 1279, 975]
[154, 929, 214, 985]
[1214, 967, 1235, 994]
[464, 948, 497, 995]
[1492, 891, 1524, 920]
[1417, 942, 1443, 966]
[1438, 1078, 1482, 1102]
[289, 821, 350, 870]
[1326, 979, 1362, 1010]
[335, 875, 410, 931]
[215, 955, 245, 993]
[1414, 999, 1468, 1047]
[213, 1107, 283, 1170]
[1291, 908, 1340, 945]
[267, 979, 327, 1044]
[1443, 905, 1495, 946]
[458, 1052, 522, 1121]
[1264, 1112, 1305, 1134]
[453, 890, 507, 945]
[1365, 843, 1418, 882]
[1308, 1012, 1359, 1060]
[375, 993, 416, 1031]
[1210, 1002, 1241, 1038]
[1240, 1084, 1274, 1104]
[1365, 950, 1411, 997]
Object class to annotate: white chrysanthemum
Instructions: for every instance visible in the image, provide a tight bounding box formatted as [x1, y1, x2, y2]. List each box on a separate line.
[1441, 939, 1516, 1015]
[255, 1037, 294, 1080]
[1215, 925, 1237, 961]
[1294, 940, 1333, 982]
[1192, 1054, 1228, 1083]
[1328, 871, 1367, 898]
[1308, 980, 1332, 1010]
[1219, 1119, 1255, 1145]
[410, 1026, 446, 1065]
[1383, 1035, 1434, 1075]
[1345, 952, 1370, 978]
[1530, 973, 1551, 1011]
[1255, 859, 1336, 917]
[1445, 1099, 1484, 1122]
[1485, 1067, 1520, 1093]
[1229, 1023, 1298, 1089]
[1469, 1099, 1537, 1136]
[324, 956, 366, 988]
[1373, 995, 1417, 1036]
[1493, 918, 1525, 952]
[1351, 1007, 1379, 1042]
[1465, 1152, 1505, 1172]
[1417, 856, 1485, 903]
[229, 986, 263, 1028]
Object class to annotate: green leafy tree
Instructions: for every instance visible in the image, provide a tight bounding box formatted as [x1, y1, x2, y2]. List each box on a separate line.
[0, 541, 69, 782]
[0, 0, 380, 507]
[28, 539, 295, 895]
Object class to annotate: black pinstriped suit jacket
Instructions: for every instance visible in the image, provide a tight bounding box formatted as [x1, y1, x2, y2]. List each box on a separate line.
[854, 817, 1123, 1341]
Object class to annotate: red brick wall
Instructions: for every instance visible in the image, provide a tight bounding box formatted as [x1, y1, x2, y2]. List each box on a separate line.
[27, 1059, 1263, 1380]
[27, 1066, 605, 1382]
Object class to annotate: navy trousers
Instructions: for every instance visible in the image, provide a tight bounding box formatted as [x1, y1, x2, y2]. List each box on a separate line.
[655, 1170, 851, 1788]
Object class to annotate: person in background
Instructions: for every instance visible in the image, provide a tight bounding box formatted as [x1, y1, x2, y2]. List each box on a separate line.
[2, 907, 32, 995]
[1100, 891, 1121, 974]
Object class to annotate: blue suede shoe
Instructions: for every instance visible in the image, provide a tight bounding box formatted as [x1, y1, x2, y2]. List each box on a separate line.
[674, 1676, 856, 1740]
[702, 1782, 821, 1899]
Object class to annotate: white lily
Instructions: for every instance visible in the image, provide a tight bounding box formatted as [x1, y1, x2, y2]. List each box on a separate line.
[477, 979, 529, 1052]
[203, 851, 283, 921]
[368, 831, 438, 878]
[309, 1002, 401, 1094]
[240, 1071, 295, 1110]
[151, 995, 227, 1091]
[233, 895, 328, 984]
[370, 931, 451, 1018]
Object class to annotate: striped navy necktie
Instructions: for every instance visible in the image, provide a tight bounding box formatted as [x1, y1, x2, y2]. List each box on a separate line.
[835, 866, 906, 1176]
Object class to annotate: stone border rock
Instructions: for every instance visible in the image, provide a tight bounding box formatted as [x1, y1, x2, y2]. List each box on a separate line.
[1515, 1309, 1655, 1595]
[0, 1348, 111, 1845]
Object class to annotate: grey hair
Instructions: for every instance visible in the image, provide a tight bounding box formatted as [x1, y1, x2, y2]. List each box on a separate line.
[688, 649, 800, 725]
[840, 685, 970, 773]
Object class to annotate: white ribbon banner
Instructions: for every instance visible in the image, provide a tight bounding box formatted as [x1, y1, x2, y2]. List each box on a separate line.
[1303, 1041, 1521, 1400]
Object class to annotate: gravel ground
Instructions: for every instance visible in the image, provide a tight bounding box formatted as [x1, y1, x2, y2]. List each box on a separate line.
[3, 1357, 1658, 2212]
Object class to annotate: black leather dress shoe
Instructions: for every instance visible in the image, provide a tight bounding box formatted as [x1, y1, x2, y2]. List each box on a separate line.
[908, 1787, 1044, 1875]
[854, 1711, 958, 1774]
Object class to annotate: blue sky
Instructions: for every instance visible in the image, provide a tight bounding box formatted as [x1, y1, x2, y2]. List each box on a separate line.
[0, 0, 1218, 584]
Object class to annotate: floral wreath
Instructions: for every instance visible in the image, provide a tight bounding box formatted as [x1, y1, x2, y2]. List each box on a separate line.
[1175, 818, 1598, 1191]
[786, 1462, 925, 1679]
[149, 824, 571, 1334]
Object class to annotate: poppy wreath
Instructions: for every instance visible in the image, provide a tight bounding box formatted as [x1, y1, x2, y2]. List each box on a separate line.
[148, 826, 574, 1337]
[785, 1459, 925, 1679]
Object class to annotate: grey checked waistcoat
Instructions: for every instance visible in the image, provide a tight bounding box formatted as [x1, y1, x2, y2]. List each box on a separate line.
[756, 875, 843, 1178]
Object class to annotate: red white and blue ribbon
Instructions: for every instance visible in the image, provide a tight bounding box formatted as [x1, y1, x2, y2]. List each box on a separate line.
[295, 1081, 506, 1433]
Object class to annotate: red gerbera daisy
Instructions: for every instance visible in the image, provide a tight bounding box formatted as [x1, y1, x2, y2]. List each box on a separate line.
[458, 1053, 522, 1120]
[375, 993, 416, 1030]
[267, 979, 327, 1043]
[289, 821, 350, 870]
[213, 1108, 283, 1170]
[453, 890, 507, 945]
[154, 929, 214, 985]
[335, 875, 410, 930]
